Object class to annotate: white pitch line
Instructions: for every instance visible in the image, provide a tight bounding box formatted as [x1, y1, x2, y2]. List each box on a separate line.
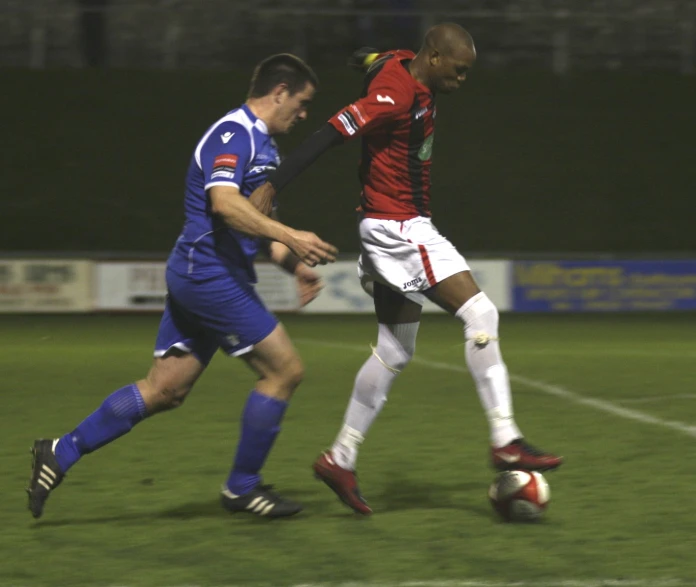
[503, 349, 696, 359]
[295, 338, 696, 439]
[618, 394, 696, 404]
[509, 375, 696, 438]
[289, 581, 692, 587]
[103, 579, 694, 587]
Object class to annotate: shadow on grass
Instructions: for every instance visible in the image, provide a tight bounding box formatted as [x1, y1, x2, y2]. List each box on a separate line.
[33, 475, 494, 528]
[375, 475, 493, 519]
[31, 482, 356, 528]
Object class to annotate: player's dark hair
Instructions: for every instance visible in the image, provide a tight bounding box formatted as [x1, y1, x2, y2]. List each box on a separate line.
[248, 54, 319, 99]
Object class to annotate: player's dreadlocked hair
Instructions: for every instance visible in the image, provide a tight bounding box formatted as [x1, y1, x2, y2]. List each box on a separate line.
[248, 54, 319, 99]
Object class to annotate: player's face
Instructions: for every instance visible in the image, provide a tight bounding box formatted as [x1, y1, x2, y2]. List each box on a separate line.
[275, 82, 316, 134]
[432, 47, 476, 94]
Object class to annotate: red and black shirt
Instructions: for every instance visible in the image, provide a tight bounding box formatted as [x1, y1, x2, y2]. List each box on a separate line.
[328, 50, 436, 220]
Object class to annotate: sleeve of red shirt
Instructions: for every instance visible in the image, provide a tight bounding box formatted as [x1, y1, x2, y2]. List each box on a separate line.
[328, 69, 411, 139]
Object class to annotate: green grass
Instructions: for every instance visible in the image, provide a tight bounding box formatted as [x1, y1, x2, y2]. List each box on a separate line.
[2, 313, 696, 586]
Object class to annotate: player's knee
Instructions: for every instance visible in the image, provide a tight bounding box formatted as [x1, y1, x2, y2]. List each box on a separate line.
[456, 292, 500, 346]
[456, 292, 499, 329]
[378, 343, 414, 372]
[373, 323, 418, 373]
[287, 358, 305, 389]
[399, 336, 417, 364]
[149, 384, 191, 411]
[139, 376, 192, 412]
[158, 385, 190, 409]
[276, 355, 305, 391]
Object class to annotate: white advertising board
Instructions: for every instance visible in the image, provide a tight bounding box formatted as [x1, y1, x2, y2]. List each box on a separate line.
[95, 259, 510, 313]
[95, 261, 299, 311]
[0, 259, 93, 313]
[96, 262, 167, 311]
[302, 259, 512, 313]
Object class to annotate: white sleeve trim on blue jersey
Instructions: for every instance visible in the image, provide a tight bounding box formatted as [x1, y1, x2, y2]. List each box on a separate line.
[195, 109, 257, 170]
[205, 181, 240, 191]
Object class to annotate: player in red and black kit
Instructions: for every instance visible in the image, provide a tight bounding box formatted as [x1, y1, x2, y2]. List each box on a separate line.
[251, 24, 562, 515]
[331, 47, 436, 221]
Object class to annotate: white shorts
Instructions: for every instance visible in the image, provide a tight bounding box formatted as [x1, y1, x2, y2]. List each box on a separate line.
[357, 216, 469, 305]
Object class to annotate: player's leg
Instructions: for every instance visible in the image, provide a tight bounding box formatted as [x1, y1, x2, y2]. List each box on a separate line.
[226, 323, 303, 493]
[219, 323, 304, 518]
[147, 270, 303, 518]
[313, 281, 422, 515]
[27, 297, 215, 519]
[426, 270, 562, 471]
[332, 282, 421, 469]
[51, 352, 207, 469]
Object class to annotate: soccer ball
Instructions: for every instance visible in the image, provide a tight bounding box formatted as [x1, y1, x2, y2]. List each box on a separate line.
[488, 470, 550, 522]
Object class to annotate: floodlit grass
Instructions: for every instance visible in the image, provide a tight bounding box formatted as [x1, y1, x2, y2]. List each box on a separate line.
[2, 313, 695, 586]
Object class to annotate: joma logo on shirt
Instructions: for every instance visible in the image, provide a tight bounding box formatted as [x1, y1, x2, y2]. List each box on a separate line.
[403, 276, 423, 289]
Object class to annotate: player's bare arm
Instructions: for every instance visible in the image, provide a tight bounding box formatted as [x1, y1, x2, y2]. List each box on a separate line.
[267, 240, 324, 306]
[209, 185, 337, 266]
[249, 182, 277, 217]
[265, 208, 325, 305]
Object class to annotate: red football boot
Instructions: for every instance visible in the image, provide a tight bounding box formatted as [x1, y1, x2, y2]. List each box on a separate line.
[492, 438, 563, 472]
[312, 451, 373, 515]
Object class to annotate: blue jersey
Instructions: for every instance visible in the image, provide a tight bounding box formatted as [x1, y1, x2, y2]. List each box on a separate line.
[167, 104, 280, 282]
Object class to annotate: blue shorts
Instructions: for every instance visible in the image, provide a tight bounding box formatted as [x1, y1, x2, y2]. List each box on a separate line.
[154, 268, 278, 366]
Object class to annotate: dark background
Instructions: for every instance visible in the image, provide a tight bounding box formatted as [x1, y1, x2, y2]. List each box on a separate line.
[3, 69, 695, 255]
[2, 0, 695, 256]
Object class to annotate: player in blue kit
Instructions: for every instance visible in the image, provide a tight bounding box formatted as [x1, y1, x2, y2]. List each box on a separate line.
[26, 54, 337, 519]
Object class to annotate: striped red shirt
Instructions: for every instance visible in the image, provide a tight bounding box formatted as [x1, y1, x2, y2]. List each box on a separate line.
[328, 50, 435, 221]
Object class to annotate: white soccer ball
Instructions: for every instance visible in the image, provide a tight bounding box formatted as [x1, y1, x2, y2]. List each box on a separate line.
[488, 470, 550, 522]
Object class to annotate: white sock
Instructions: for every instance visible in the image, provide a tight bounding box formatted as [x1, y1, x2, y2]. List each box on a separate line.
[331, 322, 419, 470]
[456, 292, 522, 448]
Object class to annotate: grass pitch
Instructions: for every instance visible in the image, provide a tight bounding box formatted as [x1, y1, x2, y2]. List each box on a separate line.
[2, 313, 695, 586]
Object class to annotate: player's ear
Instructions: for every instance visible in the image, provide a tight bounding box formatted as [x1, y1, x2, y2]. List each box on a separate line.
[429, 50, 440, 67]
[272, 83, 290, 104]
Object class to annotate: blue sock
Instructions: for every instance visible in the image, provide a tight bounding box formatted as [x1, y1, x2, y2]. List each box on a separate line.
[54, 384, 148, 473]
[226, 390, 288, 495]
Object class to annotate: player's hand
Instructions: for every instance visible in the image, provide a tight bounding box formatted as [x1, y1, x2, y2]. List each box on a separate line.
[286, 229, 338, 267]
[249, 183, 276, 216]
[295, 264, 324, 307]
